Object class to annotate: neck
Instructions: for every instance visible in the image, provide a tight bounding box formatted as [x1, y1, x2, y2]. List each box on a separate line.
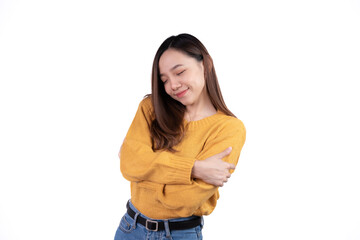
[185, 92, 216, 122]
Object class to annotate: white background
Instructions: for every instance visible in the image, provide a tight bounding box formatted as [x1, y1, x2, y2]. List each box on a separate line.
[1, 0, 360, 239]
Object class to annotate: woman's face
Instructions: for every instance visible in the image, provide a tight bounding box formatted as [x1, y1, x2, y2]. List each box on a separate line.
[159, 49, 207, 107]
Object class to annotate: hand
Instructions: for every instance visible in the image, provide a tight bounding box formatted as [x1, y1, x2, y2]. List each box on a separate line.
[191, 147, 235, 187]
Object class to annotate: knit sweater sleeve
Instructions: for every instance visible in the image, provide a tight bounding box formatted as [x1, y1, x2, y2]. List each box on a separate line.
[156, 119, 246, 216]
[120, 98, 196, 185]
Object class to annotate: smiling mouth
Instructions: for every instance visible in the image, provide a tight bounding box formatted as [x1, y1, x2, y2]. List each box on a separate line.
[176, 89, 188, 98]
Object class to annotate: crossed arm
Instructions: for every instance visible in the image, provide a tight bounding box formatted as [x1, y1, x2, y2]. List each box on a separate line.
[119, 99, 245, 187]
[119, 99, 246, 213]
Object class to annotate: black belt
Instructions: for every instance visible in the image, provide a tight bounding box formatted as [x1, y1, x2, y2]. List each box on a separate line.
[126, 201, 202, 231]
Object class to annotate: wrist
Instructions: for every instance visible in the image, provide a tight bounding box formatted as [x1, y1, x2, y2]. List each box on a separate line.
[191, 160, 202, 179]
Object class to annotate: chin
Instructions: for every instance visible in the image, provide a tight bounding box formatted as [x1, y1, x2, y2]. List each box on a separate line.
[173, 98, 188, 106]
[180, 99, 194, 107]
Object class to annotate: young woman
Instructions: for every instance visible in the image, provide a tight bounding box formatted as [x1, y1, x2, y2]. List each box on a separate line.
[115, 33, 246, 240]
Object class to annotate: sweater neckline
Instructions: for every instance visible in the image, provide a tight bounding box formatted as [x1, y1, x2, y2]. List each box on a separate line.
[184, 110, 225, 130]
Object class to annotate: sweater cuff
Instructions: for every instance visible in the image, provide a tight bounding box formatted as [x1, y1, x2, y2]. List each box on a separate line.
[169, 156, 196, 185]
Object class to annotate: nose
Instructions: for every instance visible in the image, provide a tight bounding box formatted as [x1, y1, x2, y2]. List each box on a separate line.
[169, 78, 181, 91]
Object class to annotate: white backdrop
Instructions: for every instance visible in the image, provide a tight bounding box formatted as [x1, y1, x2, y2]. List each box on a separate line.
[1, 0, 360, 239]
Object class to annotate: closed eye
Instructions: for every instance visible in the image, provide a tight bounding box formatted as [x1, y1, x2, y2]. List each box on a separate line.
[160, 76, 168, 84]
[177, 70, 186, 76]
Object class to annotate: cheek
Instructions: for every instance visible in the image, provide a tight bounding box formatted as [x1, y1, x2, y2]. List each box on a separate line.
[191, 70, 205, 88]
[192, 75, 205, 90]
[164, 84, 171, 95]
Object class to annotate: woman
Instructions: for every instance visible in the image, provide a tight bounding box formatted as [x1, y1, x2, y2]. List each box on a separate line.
[115, 33, 246, 240]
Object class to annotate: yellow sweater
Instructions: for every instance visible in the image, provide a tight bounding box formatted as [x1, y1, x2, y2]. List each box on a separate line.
[120, 97, 246, 219]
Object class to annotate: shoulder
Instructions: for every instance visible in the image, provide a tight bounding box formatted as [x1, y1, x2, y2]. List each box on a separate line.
[217, 113, 246, 133]
[138, 95, 153, 112]
[139, 95, 152, 107]
[214, 114, 246, 149]
[135, 95, 154, 123]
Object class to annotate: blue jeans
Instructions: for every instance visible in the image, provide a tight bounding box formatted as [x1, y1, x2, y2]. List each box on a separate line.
[114, 201, 203, 240]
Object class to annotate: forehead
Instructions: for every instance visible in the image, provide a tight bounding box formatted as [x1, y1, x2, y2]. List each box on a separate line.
[159, 49, 195, 72]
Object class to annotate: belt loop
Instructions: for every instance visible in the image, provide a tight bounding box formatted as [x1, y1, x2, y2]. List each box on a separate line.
[164, 220, 171, 238]
[132, 212, 139, 230]
[164, 220, 171, 239]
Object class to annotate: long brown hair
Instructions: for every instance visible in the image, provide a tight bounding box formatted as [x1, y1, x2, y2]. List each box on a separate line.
[149, 33, 235, 152]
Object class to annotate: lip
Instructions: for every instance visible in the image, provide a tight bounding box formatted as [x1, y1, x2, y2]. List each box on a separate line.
[175, 89, 188, 98]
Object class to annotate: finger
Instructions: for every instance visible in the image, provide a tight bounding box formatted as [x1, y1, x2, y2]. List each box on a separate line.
[227, 163, 236, 170]
[224, 162, 235, 170]
[226, 172, 231, 178]
[216, 147, 232, 158]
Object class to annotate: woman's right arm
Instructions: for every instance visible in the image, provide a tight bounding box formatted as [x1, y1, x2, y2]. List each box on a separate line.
[154, 121, 246, 216]
[120, 98, 196, 185]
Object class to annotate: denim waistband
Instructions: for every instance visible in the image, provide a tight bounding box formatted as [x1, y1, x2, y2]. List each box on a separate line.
[127, 199, 203, 223]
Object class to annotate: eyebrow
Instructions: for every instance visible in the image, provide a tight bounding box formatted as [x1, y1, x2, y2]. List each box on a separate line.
[160, 64, 184, 77]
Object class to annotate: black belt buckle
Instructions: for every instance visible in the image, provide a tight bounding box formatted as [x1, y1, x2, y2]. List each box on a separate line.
[145, 219, 159, 231]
